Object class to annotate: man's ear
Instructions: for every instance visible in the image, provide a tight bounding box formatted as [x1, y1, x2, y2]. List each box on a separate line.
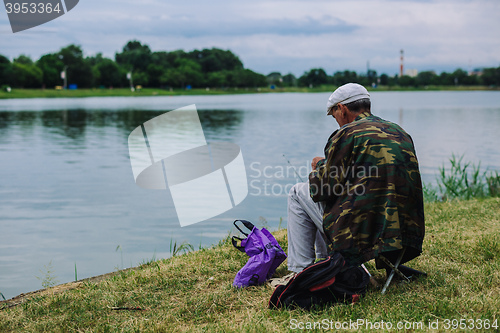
[338, 103, 346, 119]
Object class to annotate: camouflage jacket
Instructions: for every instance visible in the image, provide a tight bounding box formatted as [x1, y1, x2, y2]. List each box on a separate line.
[309, 112, 425, 266]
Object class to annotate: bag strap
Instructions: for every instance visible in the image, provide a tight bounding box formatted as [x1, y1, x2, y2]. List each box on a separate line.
[232, 220, 255, 252]
[233, 219, 255, 236]
[231, 236, 245, 252]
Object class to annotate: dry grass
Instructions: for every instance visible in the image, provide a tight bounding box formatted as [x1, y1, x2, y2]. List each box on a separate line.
[1, 198, 499, 332]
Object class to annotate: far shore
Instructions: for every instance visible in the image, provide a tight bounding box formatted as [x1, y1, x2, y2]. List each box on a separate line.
[1, 85, 498, 100]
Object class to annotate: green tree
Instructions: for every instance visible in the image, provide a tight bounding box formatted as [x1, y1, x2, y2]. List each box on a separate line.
[164, 50, 188, 68]
[387, 75, 400, 86]
[86, 53, 103, 87]
[14, 54, 33, 65]
[175, 58, 204, 88]
[131, 71, 149, 86]
[233, 69, 266, 87]
[95, 58, 124, 87]
[379, 73, 389, 85]
[331, 70, 358, 86]
[144, 51, 183, 87]
[460, 71, 479, 85]
[450, 68, 475, 86]
[397, 75, 416, 87]
[267, 72, 282, 87]
[439, 72, 454, 85]
[115, 40, 152, 73]
[0, 54, 13, 86]
[222, 70, 236, 87]
[282, 73, 297, 87]
[115, 41, 155, 87]
[11, 57, 43, 88]
[151, 51, 176, 69]
[481, 67, 500, 86]
[36, 53, 64, 88]
[365, 69, 377, 85]
[298, 68, 329, 87]
[86, 52, 104, 67]
[416, 71, 438, 86]
[146, 64, 163, 87]
[205, 71, 225, 88]
[58, 44, 93, 88]
[161, 68, 182, 88]
[190, 48, 243, 72]
[356, 70, 378, 87]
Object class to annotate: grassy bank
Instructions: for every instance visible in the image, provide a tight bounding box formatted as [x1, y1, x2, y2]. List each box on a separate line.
[1, 85, 499, 100]
[0, 87, 264, 99]
[1, 198, 499, 332]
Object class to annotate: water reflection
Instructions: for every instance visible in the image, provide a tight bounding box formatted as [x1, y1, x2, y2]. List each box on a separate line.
[0, 107, 247, 300]
[198, 109, 244, 139]
[0, 108, 245, 142]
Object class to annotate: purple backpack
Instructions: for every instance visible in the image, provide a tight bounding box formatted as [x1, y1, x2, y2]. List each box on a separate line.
[232, 220, 287, 288]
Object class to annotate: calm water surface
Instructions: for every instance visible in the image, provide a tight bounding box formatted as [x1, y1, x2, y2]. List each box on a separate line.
[1, 91, 499, 299]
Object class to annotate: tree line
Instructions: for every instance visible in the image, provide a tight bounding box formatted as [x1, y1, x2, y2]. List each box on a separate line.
[0, 41, 267, 89]
[271, 67, 500, 88]
[1, 40, 499, 89]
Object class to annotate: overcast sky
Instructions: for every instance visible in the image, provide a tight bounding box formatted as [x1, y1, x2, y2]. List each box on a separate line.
[1, 0, 499, 76]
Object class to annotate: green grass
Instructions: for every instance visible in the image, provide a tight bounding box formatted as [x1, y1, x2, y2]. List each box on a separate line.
[1, 198, 499, 332]
[0, 87, 262, 99]
[424, 154, 500, 202]
[1, 85, 499, 99]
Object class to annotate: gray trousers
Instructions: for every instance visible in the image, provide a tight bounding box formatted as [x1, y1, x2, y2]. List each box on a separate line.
[287, 181, 329, 273]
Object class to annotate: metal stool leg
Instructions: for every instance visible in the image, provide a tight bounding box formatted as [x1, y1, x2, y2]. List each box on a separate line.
[380, 248, 408, 295]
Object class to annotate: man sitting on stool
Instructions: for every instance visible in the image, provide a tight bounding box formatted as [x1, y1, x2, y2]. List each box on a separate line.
[287, 83, 426, 281]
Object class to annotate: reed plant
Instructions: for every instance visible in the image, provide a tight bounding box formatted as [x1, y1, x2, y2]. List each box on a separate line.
[170, 239, 195, 257]
[425, 154, 500, 202]
[35, 261, 59, 289]
[487, 171, 500, 197]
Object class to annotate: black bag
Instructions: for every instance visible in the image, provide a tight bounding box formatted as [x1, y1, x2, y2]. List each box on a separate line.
[269, 252, 369, 310]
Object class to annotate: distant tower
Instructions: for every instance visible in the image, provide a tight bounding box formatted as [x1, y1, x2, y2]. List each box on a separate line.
[400, 49, 404, 77]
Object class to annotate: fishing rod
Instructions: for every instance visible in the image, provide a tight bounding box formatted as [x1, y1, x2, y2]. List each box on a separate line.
[282, 153, 304, 182]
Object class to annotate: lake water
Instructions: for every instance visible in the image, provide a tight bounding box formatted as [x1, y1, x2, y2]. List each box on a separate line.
[1, 91, 499, 299]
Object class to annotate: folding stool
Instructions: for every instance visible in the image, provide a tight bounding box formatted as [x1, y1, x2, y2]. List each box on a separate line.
[378, 247, 411, 295]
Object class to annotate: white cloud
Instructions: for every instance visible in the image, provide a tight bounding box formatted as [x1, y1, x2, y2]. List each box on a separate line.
[0, 0, 499, 76]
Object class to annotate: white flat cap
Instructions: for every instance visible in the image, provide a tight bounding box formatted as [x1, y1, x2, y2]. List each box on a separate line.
[326, 83, 370, 115]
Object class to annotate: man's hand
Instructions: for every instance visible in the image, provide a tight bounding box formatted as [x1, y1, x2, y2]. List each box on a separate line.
[311, 156, 324, 170]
